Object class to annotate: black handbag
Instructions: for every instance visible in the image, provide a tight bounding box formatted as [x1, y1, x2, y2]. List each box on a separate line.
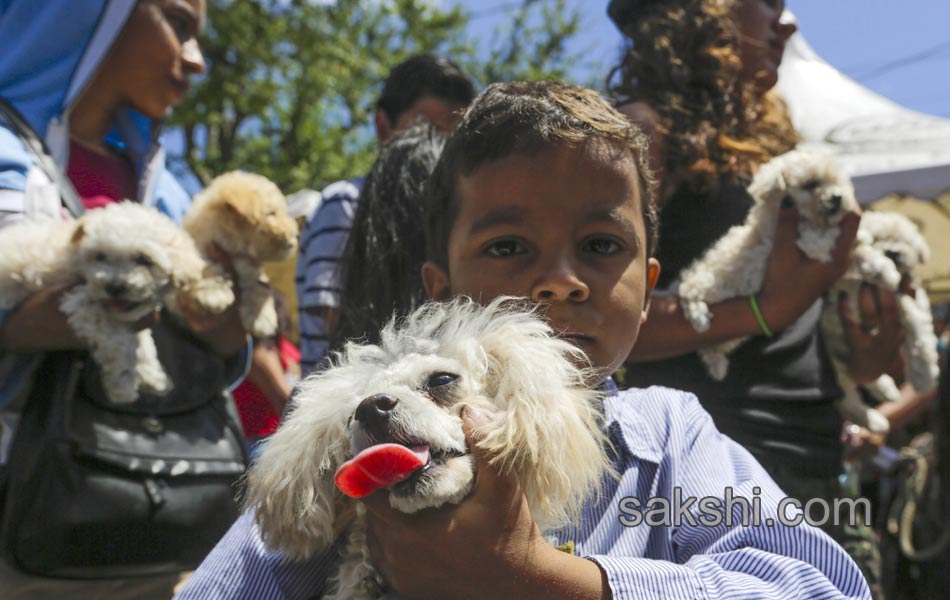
[0, 316, 249, 578]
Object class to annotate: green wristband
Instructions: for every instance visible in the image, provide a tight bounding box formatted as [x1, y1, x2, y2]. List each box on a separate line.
[749, 294, 773, 338]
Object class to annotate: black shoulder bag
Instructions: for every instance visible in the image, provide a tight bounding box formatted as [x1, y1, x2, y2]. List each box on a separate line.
[0, 317, 248, 578]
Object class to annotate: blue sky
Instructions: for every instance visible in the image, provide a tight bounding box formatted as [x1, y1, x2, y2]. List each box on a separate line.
[452, 0, 950, 117]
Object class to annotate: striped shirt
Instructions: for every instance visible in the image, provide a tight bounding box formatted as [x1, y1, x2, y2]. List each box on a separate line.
[294, 179, 362, 375]
[174, 385, 871, 600]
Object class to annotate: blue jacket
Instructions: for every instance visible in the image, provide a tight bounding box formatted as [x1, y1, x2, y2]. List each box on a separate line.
[0, 0, 191, 223]
[0, 0, 213, 408]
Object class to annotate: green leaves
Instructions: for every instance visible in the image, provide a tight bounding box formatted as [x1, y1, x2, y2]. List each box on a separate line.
[169, 0, 583, 193]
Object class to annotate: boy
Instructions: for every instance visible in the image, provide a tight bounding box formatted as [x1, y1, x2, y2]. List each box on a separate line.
[176, 82, 871, 599]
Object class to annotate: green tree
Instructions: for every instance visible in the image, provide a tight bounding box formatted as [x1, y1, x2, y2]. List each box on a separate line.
[170, 0, 584, 192]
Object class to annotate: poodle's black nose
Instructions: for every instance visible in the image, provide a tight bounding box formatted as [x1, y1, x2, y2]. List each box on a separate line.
[355, 394, 398, 430]
[105, 282, 127, 297]
[829, 194, 843, 212]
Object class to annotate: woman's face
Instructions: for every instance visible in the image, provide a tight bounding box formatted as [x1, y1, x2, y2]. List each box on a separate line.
[99, 0, 207, 119]
[735, 0, 796, 91]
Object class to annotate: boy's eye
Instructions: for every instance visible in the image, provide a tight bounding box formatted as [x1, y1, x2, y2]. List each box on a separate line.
[484, 239, 526, 258]
[582, 237, 623, 256]
[166, 12, 193, 40]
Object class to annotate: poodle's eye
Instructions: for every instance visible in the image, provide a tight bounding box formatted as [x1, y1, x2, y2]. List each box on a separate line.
[426, 372, 459, 388]
[94, 252, 107, 262]
[134, 254, 153, 267]
[802, 180, 820, 191]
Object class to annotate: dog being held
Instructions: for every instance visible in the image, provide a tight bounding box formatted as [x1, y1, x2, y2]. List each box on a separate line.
[246, 297, 610, 600]
[676, 149, 857, 380]
[182, 171, 298, 338]
[0, 202, 234, 404]
[820, 218, 902, 434]
[820, 211, 943, 433]
[862, 211, 940, 395]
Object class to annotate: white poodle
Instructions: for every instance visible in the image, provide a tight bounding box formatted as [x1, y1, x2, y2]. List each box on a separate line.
[246, 297, 611, 599]
[676, 148, 857, 380]
[861, 211, 940, 396]
[822, 211, 940, 433]
[182, 171, 298, 338]
[0, 202, 233, 404]
[820, 223, 902, 434]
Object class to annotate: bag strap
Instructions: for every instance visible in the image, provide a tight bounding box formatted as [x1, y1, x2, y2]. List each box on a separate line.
[0, 98, 84, 218]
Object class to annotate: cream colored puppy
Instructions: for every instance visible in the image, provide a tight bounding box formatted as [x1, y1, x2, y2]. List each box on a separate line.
[0, 203, 232, 404]
[183, 171, 298, 338]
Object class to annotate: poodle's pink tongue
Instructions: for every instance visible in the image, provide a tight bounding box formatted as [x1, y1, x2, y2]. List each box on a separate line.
[334, 443, 429, 498]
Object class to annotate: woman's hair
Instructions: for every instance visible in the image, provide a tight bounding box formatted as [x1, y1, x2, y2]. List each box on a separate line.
[329, 124, 447, 352]
[609, 0, 798, 194]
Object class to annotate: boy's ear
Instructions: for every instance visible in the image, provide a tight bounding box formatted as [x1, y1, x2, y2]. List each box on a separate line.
[641, 257, 661, 323]
[374, 110, 394, 146]
[421, 261, 452, 301]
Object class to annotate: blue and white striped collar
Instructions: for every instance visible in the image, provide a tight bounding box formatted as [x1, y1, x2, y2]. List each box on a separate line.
[600, 378, 664, 465]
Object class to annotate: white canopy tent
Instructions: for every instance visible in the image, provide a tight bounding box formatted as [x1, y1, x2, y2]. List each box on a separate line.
[777, 32, 950, 204]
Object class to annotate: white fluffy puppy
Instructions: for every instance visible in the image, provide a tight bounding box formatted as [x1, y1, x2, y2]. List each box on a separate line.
[821, 211, 939, 432]
[820, 224, 901, 434]
[677, 149, 857, 380]
[862, 212, 939, 399]
[247, 297, 610, 600]
[0, 203, 233, 404]
[182, 171, 298, 338]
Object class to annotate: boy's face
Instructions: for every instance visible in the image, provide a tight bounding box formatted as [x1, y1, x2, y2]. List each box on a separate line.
[422, 143, 660, 378]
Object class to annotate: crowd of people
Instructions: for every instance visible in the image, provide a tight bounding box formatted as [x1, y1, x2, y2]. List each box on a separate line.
[0, 0, 946, 599]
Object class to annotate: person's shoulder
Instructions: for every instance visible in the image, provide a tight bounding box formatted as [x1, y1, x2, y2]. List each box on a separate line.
[606, 385, 710, 461]
[319, 177, 362, 204]
[302, 177, 362, 234]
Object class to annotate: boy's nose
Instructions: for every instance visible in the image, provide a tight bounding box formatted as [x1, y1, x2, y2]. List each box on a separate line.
[531, 260, 590, 303]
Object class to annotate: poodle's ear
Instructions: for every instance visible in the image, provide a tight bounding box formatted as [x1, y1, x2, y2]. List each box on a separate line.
[69, 219, 86, 246]
[245, 371, 355, 559]
[468, 301, 610, 530]
[748, 158, 788, 206]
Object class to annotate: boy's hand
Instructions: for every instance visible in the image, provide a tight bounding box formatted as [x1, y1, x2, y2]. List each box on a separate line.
[838, 284, 904, 385]
[759, 206, 860, 331]
[362, 407, 555, 600]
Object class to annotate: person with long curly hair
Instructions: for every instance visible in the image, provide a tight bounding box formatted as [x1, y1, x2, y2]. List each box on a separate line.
[610, 1, 900, 595]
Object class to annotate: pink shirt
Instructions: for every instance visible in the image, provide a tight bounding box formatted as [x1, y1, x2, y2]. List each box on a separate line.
[67, 139, 137, 210]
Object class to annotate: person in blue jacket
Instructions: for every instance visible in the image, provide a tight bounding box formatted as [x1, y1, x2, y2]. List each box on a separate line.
[0, 1, 249, 597]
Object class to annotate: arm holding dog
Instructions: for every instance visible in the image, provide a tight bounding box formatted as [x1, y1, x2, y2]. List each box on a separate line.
[0, 285, 84, 352]
[630, 206, 858, 362]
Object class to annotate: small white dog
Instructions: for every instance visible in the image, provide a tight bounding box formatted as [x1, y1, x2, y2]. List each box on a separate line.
[246, 297, 610, 599]
[182, 171, 298, 338]
[861, 211, 940, 397]
[822, 211, 940, 434]
[820, 220, 902, 434]
[677, 149, 857, 380]
[0, 203, 233, 404]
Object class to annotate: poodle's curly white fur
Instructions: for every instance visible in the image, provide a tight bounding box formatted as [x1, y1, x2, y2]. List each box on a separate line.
[822, 211, 940, 433]
[0, 202, 233, 404]
[182, 171, 298, 338]
[676, 149, 857, 380]
[246, 297, 611, 599]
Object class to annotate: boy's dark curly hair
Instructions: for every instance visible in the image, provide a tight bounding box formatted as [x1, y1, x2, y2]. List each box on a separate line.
[608, 0, 798, 194]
